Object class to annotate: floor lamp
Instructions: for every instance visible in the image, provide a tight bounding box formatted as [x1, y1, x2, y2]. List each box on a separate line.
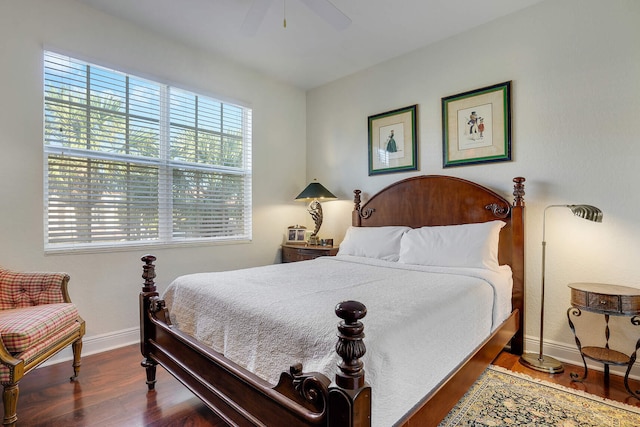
[519, 204, 603, 373]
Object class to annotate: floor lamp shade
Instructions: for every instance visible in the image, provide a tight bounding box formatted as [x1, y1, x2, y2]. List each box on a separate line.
[519, 204, 603, 373]
[295, 180, 337, 238]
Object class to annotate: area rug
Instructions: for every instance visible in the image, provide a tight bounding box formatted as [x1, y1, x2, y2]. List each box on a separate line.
[439, 365, 640, 426]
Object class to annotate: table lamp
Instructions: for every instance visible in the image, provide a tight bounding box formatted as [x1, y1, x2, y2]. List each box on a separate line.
[520, 204, 603, 373]
[295, 180, 337, 244]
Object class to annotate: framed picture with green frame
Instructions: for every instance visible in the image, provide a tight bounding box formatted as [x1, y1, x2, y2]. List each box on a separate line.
[367, 105, 418, 175]
[442, 81, 511, 168]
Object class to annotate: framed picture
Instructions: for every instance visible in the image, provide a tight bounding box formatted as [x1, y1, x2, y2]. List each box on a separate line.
[442, 81, 511, 168]
[286, 226, 307, 243]
[368, 105, 418, 175]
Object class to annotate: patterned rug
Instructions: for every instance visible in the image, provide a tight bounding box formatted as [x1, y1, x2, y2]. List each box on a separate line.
[439, 365, 640, 426]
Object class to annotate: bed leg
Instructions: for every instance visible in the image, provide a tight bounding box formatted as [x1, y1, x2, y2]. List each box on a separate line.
[140, 255, 159, 391]
[141, 358, 158, 391]
[329, 301, 372, 427]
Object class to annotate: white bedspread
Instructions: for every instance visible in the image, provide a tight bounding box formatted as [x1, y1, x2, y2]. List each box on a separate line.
[163, 255, 512, 427]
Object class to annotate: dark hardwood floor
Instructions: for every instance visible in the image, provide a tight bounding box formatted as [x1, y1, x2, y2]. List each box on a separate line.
[17, 344, 227, 427]
[15, 344, 640, 426]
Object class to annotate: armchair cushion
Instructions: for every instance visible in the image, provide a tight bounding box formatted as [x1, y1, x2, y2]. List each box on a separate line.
[0, 319, 82, 383]
[0, 303, 80, 354]
[0, 268, 67, 309]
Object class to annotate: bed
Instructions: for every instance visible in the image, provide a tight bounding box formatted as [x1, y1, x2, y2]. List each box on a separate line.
[139, 174, 526, 426]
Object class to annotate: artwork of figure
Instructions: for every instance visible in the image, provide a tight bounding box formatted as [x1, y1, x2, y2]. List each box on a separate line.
[467, 111, 478, 140]
[466, 111, 486, 141]
[374, 122, 407, 169]
[386, 129, 397, 153]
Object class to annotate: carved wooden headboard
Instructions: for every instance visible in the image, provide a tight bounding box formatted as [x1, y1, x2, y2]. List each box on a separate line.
[351, 175, 526, 352]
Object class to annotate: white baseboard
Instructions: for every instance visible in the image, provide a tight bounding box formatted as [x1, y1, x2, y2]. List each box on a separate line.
[38, 327, 140, 369]
[40, 329, 640, 384]
[523, 336, 640, 381]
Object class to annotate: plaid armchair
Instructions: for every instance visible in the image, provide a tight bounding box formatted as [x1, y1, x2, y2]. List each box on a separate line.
[0, 268, 85, 426]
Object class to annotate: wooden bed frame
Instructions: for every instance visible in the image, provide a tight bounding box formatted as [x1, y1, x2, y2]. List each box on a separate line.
[139, 175, 525, 426]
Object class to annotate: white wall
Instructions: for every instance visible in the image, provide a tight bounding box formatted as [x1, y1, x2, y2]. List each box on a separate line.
[307, 0, 640, 371]
[0, 0, 308, 354]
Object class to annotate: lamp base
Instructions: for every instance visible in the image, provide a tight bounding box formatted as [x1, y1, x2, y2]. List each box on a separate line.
[519, 352, 564, 373]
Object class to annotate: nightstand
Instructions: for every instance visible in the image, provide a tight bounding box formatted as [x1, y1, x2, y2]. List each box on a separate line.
[281, 244, 338, 263]
[567, 282, 640, 398]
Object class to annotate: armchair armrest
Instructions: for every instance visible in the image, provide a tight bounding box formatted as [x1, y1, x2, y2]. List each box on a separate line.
[0, 338, 24, 381]
[0, 269, 71, 310]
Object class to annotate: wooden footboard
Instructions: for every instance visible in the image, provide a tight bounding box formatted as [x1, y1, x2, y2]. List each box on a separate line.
[139, 255, 371, 427]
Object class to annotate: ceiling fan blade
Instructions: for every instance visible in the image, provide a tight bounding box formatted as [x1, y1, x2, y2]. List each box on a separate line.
[298, 0, 351, 30]
[241, 0, 274, 36]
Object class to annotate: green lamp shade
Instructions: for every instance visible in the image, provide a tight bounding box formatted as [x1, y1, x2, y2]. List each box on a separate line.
[295, 182, 337, 201]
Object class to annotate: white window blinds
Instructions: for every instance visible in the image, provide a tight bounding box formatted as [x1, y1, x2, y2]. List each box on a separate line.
[44, 51, 252, 251]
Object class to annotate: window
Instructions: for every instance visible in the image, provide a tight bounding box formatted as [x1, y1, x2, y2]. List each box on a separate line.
[43, 51, 252, 252]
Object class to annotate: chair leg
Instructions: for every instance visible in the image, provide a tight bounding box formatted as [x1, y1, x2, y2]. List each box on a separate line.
[70, 338, 83, 381]
[2, 384, 18, 427]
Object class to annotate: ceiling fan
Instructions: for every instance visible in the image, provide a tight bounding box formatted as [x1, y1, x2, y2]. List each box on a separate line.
[241, 0, 351, 36]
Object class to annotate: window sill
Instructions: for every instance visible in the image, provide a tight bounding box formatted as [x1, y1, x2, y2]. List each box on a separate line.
[44, 238, 252, 256]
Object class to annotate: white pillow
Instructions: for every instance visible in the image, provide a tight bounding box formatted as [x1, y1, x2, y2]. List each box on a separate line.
[398, 220, 506, 270]
[338, 226, 411, 261]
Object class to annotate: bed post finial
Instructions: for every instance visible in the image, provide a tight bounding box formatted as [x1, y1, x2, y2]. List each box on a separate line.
[513, 177, 525, 207]
[352, 189, 375, 225]
[353, 190, 362, 211]
[141, 254, 157, 293]
[334, 301, 367, 389]
[353, 190, 362, 226]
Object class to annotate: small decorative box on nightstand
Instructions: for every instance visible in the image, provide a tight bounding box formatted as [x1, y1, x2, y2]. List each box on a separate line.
[281, 244, 338, 263]
[567, 282, 640, 399]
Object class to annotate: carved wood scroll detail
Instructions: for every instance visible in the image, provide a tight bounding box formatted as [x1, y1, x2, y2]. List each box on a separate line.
[485, 177, 526, 218]
[289, 363, 330, 412]
[149, 297, 166, 314]
[485, 202, 511, 219]
[353, 190, 375, 219]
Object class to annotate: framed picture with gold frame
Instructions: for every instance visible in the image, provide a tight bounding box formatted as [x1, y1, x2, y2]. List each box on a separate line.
[368, 105, 418, 175]
[442, 81, 511, 167]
